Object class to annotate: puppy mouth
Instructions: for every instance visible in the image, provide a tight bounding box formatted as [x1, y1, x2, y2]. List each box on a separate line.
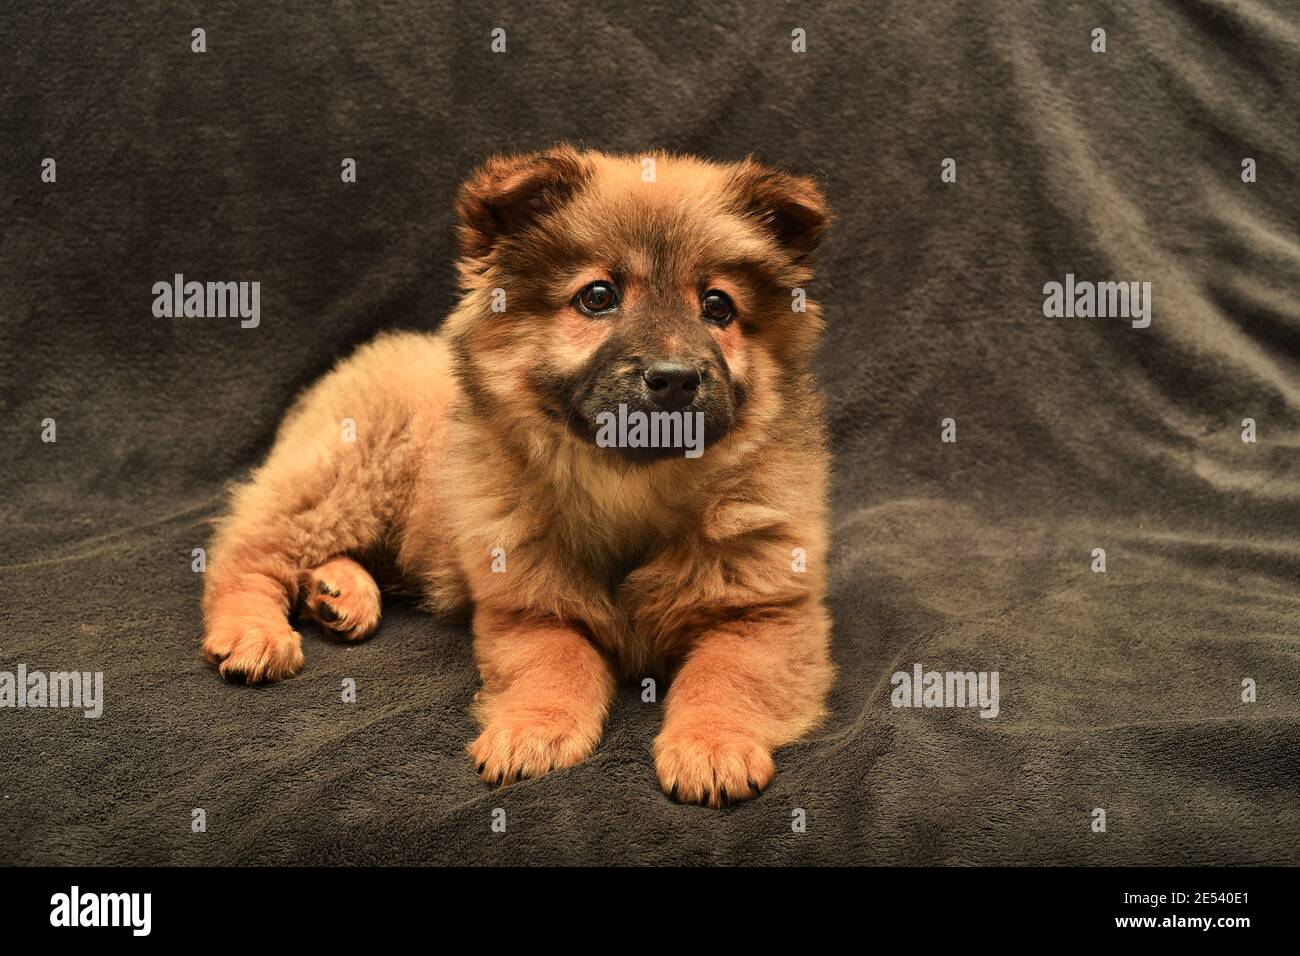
[605, 441, 696, 464]
[528, 358, 739, 462]
[562, 380, 735, 463]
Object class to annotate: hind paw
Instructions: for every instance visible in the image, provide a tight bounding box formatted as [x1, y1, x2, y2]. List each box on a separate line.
[299, 556, 381, 640]
[202, 620, 304, 683]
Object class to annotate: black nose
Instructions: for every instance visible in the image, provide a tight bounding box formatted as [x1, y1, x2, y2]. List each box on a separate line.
[642, 362, 701, 411]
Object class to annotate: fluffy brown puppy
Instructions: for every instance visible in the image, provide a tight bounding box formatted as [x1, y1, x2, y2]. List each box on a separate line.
[201, 146, 835, 807]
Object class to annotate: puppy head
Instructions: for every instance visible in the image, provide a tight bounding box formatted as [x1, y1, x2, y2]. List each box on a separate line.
[449, 145, 831, 463]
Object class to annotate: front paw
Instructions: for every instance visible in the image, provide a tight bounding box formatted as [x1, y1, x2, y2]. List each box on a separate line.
[468, 708, 601, 786]
[654, 724, 775, 808]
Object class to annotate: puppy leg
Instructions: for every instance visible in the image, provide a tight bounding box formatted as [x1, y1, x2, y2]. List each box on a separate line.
[299, 556, 382, 640]
[202, 440, 398, 682]
[201, 333, 445, 683]
[654, 608, 833, 808]
[467, 608, 615, 784]
[201, 526, 306, 683]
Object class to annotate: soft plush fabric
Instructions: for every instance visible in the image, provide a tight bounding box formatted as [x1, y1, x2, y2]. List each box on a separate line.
[1, 0, 1297, 865]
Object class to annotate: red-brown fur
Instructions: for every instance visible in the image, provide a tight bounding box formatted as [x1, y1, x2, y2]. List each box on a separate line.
[201, 146, 835, 807]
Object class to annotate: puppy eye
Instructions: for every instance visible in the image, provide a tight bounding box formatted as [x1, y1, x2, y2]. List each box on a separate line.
[701, 290, 734, 325]
[574, 281, 619, 315]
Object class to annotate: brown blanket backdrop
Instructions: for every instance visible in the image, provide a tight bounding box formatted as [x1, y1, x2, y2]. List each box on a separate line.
[1, 0, 1298, 865]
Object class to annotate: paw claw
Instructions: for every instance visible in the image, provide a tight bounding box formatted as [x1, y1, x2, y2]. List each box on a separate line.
[202, 621, 304, 683]
[655, 726, 774, 809]
[300, 558, 380, 640]
[467, 708, 600, 787]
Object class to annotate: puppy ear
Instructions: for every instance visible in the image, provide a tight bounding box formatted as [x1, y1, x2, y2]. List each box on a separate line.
[455, 145, 591, 260]
[730, 160, 832, 262]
